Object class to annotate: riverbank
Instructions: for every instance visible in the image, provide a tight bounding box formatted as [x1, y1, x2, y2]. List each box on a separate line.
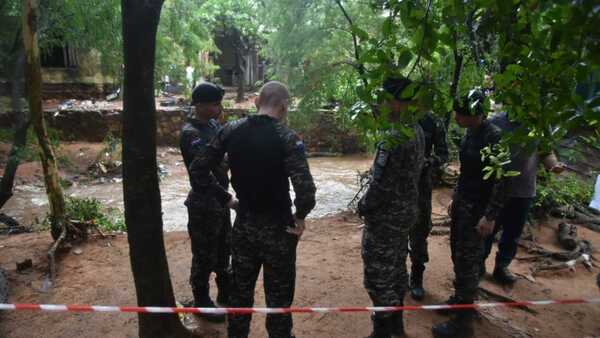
[0, 142, 372, 230]
[0, 210, 598, 337]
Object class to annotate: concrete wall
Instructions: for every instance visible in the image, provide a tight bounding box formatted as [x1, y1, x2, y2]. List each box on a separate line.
[0, 108, 247, 146]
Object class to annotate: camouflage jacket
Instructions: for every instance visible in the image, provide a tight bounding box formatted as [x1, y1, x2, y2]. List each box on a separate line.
[358, 124, 426, 220]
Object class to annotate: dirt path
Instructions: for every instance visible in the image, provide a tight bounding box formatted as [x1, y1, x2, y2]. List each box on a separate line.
[0, 203, 598, 338]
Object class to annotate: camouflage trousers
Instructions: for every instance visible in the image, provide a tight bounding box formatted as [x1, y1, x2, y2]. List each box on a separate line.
[186, 198, 231, 305]
[409, 166, 433, 271]
[227, 212, 299, 338]
[362, 208, 415, 313]
[449, 197, 485, 304]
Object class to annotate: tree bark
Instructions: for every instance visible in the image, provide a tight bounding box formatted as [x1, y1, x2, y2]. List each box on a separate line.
[236, 51, 246, 103]
[22, 0, 66, 240]
[0, 35, 28, 210]
[121, 1, 192, 337]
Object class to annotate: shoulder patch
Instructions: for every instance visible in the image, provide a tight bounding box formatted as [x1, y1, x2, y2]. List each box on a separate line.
[191, 137, 204, 148]
[295, 140, 306, 152]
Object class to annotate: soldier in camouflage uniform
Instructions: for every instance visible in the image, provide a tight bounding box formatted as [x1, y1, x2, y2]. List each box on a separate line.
[409, 111, 449, 301]
[358, 77, 425, 338]
[189, 81, 316, 338]
[432, 90, 507, 338]
[180, 82, 230, 323]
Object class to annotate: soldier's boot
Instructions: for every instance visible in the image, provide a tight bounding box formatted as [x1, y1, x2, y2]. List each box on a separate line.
[492, 265, 517, 285]
[193, 287, 226, 323]
[409, 264, 426, 301]
[364, 313, 393, 338]
[390, 311, 405, 337]
[431, 311, 475, 338]
[435, 295, 460, 316]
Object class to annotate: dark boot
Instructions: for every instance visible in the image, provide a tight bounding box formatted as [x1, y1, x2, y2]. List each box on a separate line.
[493, 265, 517, 285]
[193, 287, 226, 323]
[435, 295, 459, 316]
[432, 311, 475, 338]
[390, 311, 405, 337]
[364, 313, 392, 338]
[409, 265, 425, 301]
[216, 269, 231, 306]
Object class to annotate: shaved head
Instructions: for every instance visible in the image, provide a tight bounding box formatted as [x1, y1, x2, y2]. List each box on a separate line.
[256, 81, 290, 119]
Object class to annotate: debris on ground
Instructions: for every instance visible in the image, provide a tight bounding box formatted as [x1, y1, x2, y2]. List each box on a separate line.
[16, 259, 33, 273]
[558, 222, 579, 250]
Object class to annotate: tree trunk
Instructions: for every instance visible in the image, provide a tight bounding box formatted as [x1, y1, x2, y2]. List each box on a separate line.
[121, 1, 192, 337]
[22, 0, 66, 240]
[0, 39, 28, 210]
[236, 50, 245, 103]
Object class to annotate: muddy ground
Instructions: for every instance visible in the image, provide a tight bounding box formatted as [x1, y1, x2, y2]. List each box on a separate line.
[0, 141, 599, 337]
[0, 201, 599, 337]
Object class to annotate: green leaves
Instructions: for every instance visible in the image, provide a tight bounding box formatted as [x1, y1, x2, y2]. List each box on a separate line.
[480, 143, 520, 181]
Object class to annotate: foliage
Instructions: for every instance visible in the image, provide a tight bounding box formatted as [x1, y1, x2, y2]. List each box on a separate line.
[64, 197, 126, 232]
[261, 0, 600, 167]
[0, 127, 61, 163]
[480, 143, 520, 180]
[535, 171, 594, 212]
[1, 0, 262, 91]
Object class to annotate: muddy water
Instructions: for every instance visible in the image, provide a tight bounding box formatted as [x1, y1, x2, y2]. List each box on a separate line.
[6, 156, 372, 231]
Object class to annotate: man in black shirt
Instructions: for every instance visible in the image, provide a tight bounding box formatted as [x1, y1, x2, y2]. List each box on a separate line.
[189, 81, 316, 338]
[180, 82, 230, 322]
[432, 90, 507, 338]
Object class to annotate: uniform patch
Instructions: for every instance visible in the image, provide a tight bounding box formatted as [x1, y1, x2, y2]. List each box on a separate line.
[295, 140, 306, 152]
[191, 138, 204, 148]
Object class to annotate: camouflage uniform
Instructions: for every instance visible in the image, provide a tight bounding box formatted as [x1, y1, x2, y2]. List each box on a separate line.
[450, 119, 506, 304]
[189, 115, 316, 338]
[180, 118, 231, 306]
[358, 124, 425, 310]
[410, 112, 448, 274]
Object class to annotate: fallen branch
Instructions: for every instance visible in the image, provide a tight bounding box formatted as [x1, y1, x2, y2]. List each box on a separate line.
[478, 287, 538, 315]
[0, 213, 19, 228]
[517, 239, 594, 262]
[432, 216, 451, 227]
[478, 309, 533, 338]
[430, 226, 450, 236]
[47, 222, 67, 283]
[531, 254, 593, 276]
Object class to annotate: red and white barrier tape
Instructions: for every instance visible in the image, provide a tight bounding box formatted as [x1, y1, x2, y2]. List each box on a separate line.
[0, 298, 599, 314]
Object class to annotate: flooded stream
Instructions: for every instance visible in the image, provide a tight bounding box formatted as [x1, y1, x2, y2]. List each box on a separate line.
[5, 155, 372, 231]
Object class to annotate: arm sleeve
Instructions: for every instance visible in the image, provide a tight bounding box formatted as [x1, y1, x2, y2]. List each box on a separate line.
[189, 128, 232, 205]
[283, 131, 316, 219]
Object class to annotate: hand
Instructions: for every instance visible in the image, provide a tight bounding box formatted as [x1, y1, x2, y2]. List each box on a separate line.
[550, 163, 566, 174]
[476, 217, 495, 237]
[227, 197, 239, 210]
[286, 215, 305, 238]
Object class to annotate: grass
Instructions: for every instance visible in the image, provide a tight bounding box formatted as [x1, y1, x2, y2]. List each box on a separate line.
[65, 197, 127, 232]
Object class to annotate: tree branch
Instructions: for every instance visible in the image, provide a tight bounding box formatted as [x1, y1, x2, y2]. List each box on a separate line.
[334, 0, 368, 87]
[446, 28, 463, 127]
[407, 0, 433, 77]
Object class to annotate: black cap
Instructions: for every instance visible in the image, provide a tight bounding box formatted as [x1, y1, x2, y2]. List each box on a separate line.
[191, 82, 225, 105]
[383, 77, 417, 101]
[455, 88, 486, 116]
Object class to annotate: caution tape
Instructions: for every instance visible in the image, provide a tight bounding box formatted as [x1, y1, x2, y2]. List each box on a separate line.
[0, 297, 599, 314]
